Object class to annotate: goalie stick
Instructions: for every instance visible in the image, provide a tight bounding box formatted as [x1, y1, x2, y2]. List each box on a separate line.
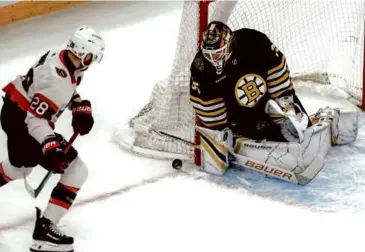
[23, 132, 79, 198]
[147, 127, 324, 185]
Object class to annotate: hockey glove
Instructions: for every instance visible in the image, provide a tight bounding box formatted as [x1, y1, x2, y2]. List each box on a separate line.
[42, 135, 69, 174]
[54, 133, 78, 163]
[71, 100, 94, 136]
[42, 133, 78, 174]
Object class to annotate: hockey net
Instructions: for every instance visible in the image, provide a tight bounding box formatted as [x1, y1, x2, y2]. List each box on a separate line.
[113, 0, 365, 162]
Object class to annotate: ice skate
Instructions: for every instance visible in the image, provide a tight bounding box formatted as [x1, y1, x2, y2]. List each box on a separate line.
[30, 208, 74, 252]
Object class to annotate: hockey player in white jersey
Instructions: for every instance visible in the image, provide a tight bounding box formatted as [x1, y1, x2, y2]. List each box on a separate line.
[0, 26, 105, 252]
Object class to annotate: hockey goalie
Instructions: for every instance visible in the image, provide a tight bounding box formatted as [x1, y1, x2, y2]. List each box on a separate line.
[190, 21, 359, 185]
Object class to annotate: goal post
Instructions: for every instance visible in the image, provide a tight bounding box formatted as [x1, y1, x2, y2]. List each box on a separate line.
[113, 0, 365, 164]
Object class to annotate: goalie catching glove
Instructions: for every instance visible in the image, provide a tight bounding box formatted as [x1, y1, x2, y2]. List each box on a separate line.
[265, 96, 309, 142]
[71, 100, 94, 135]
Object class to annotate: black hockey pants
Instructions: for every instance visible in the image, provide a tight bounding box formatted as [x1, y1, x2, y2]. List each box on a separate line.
[0, 96, 77, 169]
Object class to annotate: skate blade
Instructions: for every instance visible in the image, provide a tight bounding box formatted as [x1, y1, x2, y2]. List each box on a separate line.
[30, 240, 74, 252]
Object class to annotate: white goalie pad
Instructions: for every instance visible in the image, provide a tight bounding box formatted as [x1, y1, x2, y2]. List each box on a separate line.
[234, 121, 332, 174]
[195, 106, 357, 183]
[196, 127, 232, 176]
[312, 107, 359, 145]
[332, 108, 359, 144]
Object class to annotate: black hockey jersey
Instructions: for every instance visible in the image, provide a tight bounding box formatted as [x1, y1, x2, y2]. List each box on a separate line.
[190, 28, 296, 140]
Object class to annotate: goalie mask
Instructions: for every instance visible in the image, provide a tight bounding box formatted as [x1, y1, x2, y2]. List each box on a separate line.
[67, 26, 105, 68]
[201, 21, 233, 74]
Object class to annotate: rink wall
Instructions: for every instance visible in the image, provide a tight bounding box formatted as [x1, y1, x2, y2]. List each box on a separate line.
[0, 1, 86, 27]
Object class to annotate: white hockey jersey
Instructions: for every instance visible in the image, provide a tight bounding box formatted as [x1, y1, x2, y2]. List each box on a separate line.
[2, 50, 84, 143]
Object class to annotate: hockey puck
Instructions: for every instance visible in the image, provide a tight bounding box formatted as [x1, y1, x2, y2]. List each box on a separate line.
[172, 159, 182, 170]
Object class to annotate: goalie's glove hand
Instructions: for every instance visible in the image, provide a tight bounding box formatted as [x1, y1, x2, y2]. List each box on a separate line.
[71, 100, 94, 136]
[42, 135, 69, 174]
[280, 112, 308, 142]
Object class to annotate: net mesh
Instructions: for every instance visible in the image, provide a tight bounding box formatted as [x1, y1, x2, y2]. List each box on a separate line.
[113, 0, 364, 160]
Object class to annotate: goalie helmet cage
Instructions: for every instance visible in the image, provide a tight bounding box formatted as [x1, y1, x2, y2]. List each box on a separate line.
[113, 0, 365, 164]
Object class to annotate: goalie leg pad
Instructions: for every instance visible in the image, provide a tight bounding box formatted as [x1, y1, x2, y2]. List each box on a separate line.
[331, 108, 359, 145]
[312, 107, 359, 145]
[197, 127, 231, 176]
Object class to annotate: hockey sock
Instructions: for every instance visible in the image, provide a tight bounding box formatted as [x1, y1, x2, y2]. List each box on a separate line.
[43, 182, 80, 224]
[0, 162, 12, 187]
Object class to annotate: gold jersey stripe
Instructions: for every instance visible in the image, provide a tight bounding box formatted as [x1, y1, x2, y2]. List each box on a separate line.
[201, 119, 228, 128]
[191, 100, 225, 112]
[198, 113, 227, 123]
[270, 85, 294, 98]
[268, 72, 289, 87]
[190, 95, 224, 106]
[267, 56, 286, 75]
[195, 107, 227, 117]
[268, 79, 291, 94]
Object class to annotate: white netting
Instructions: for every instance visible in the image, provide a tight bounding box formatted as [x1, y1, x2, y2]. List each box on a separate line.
[113, 0, 364, 160]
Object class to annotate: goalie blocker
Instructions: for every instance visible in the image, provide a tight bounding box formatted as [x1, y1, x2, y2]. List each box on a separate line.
[197, 107, 359, 185]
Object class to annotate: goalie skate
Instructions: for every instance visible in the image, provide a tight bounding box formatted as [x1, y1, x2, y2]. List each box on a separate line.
[30, 208, 74, 252]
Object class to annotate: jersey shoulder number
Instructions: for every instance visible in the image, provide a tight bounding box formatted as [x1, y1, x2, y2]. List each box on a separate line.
[191, 78, 201, 95]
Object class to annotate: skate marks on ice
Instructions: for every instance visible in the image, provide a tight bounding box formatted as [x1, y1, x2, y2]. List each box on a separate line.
[0, 162, 244, 233]
[0, 170, 183, 233]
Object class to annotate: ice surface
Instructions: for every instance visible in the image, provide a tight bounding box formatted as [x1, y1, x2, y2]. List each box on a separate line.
[0, 2, 365, 252]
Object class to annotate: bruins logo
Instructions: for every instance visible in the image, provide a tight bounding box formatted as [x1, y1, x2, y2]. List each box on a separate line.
[235, 74, 267, 107]
[194, 57, 205, 71]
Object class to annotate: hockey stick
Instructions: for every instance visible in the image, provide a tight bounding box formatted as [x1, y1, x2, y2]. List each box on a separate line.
[150, 129, 199, 149]
[23, 132, 79, 198]
[148, 128, 324, 185]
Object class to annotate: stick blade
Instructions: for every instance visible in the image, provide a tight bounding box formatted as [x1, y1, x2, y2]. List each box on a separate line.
[23, 177, 36, 198]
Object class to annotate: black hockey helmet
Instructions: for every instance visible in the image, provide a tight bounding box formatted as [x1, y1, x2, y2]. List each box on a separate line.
[201, 21, 233, 74]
